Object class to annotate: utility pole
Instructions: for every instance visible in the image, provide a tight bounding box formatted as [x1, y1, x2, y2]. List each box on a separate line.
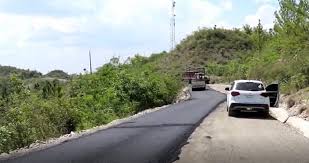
[170, 0, 176, 51]
[89, 50, 93, 74]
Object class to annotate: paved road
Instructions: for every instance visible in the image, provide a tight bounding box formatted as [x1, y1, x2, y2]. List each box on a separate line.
[175, 103, 309, 163]
[2, 90, 225, 163]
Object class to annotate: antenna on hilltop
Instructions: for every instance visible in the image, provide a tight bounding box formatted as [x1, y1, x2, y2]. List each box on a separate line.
[170, 0, 176, 51]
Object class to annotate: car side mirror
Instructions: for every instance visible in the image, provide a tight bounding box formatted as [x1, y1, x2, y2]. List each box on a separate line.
[225, 87, 230, 91]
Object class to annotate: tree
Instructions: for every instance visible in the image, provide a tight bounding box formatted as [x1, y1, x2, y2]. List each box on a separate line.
[243, 24, 253, 35]
[257, 19, 263, 54]
[42, 80, 63, 99]
[249, 19, 271, 53]
[274, 0, 309, 37]
[110, 56, 120, 66]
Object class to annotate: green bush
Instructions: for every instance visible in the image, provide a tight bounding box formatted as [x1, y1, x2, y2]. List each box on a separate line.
[0, 56, 182, 153]
[0, 126, 14, 153]
[202, 0, 308, 93]
[68, 61, 181, 130]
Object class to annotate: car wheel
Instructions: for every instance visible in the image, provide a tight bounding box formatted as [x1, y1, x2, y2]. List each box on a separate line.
[228, 110, 235, 117]
[261, 111, 269, 117]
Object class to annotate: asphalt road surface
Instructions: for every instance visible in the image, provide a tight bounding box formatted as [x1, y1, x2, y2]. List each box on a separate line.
[175, 103, 309, 163]
[1, 90, 225, 163]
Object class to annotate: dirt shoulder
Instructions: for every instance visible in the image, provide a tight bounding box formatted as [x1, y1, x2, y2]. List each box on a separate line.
[175, 103, 309, 163]
[209, 84, 309, 121]
[209, 84, 309, 139]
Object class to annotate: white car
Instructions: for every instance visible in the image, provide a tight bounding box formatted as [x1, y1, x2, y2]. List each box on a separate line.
[225, 80, 279, 117]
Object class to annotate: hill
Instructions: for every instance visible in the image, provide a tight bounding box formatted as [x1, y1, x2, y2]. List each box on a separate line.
[0, 65, 42, 79]
[144, 28, 255, 78]
[45, 70, 70, 79]
[0, 65, 71, 80]
[174, 28, 254, 64]
[146, 0, 308, 93]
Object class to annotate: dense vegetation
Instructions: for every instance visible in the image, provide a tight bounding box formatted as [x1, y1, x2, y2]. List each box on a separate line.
[149, 0, 308, 93]
[145, 29, 255, 77]
[0, 66, 42, 79]
[207, 0, 308, 93]
[0, 56, 181, 153]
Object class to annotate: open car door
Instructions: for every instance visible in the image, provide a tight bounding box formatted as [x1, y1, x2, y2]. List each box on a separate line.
[266, 81, 279, 107]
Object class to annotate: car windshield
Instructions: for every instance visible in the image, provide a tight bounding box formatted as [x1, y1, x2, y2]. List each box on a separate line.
[235, 82, 264, 91]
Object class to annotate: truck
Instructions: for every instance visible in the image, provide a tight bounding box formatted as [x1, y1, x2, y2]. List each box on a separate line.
[182, 67, 209, 91]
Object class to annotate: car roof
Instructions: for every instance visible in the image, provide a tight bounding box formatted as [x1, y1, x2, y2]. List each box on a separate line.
[234, 80, 263, 84]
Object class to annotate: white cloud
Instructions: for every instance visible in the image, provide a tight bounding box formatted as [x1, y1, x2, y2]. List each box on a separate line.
[32, 17, 81, 33]
[175, 0, 232, 39]
[48, 0, 98, 11]
[244, 4, 277, 29]
[0, 0, 252, 73]
[96, 0, 231, 29]
[94, 0, 232, 46]
[97, 0, 168, 25]
[0, 13, 82, 48]
[0, 0, 233, 49]
[255, 0, 275, 4]
[220, 0, 233, 11]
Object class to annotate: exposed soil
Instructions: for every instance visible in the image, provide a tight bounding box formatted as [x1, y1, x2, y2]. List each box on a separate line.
[281, 88, 309, 120]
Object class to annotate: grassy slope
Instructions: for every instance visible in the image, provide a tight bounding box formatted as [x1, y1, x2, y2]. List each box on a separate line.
[146, 28, 254, 78]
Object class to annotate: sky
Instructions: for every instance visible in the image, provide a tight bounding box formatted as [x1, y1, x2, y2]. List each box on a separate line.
[0, 0, 279, 74]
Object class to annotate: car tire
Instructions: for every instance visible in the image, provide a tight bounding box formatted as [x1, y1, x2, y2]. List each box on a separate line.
[261, 111, 269, 117]
[228, 110, 235, 117]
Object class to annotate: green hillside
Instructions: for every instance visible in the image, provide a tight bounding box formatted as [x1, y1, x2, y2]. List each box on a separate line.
[45, 70, 70, 79]
[205, 0, 309, 93]
[147, 0, 308, 93]
[145, 28, 255, 76]
[175, 28, 254, 64]
[0, 65, 42, 79]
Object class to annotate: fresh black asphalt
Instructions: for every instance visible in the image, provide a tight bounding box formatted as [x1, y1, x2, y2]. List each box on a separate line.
[2, 90, 226, 163]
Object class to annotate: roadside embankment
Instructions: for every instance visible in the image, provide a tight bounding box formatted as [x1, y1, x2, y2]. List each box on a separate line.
[269, 106, 309, 139]
[209, 84, 309, 139]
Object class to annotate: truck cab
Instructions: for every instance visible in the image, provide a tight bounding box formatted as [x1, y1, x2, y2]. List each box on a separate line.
[183, 67, 209, 91]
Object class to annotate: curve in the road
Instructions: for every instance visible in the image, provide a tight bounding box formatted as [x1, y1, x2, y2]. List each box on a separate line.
[2, 90, 226, 163]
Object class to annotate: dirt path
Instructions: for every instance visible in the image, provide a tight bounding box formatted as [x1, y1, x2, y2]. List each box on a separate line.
[175, 103, 309, 163]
